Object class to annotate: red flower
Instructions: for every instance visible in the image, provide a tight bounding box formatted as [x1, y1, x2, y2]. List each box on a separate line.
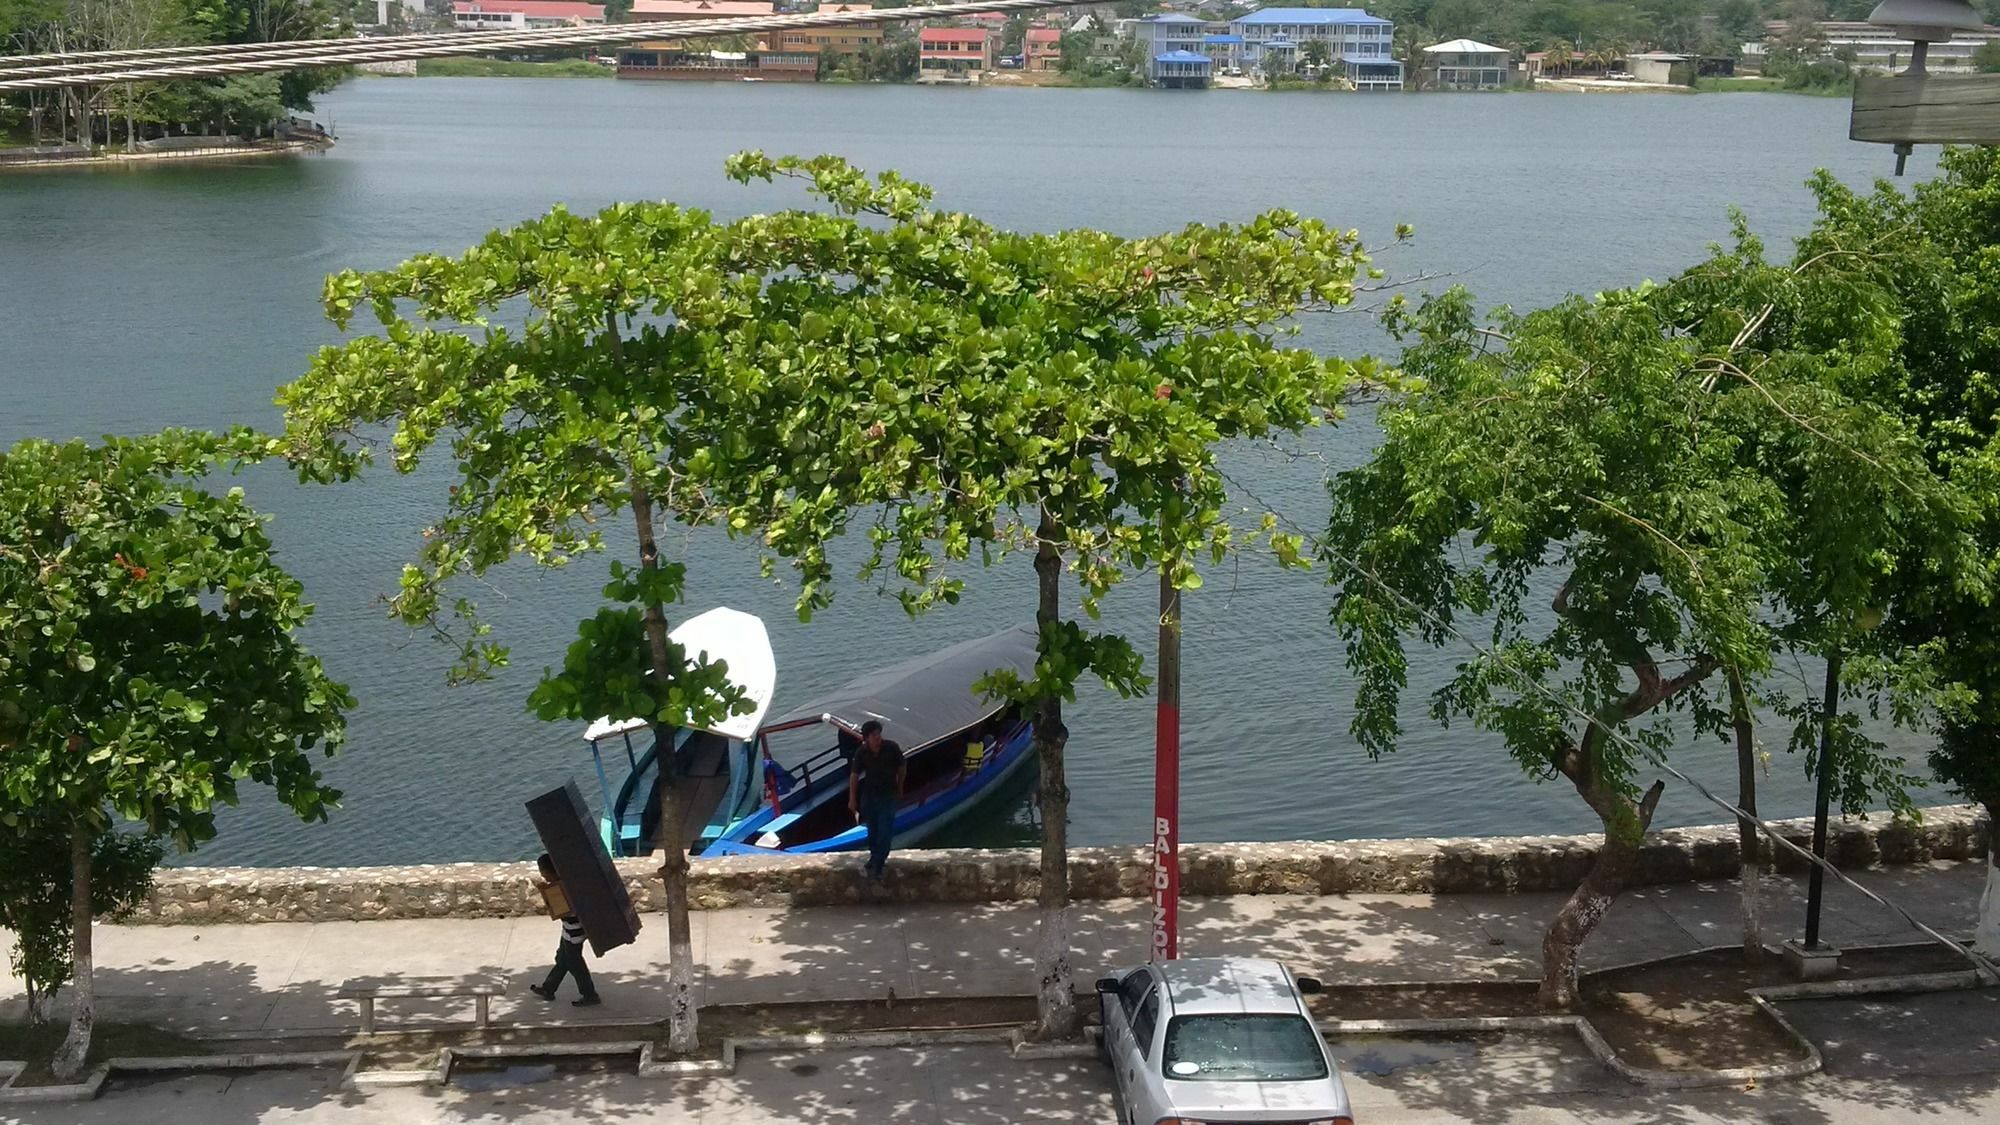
[1154, 384, 1173, 400]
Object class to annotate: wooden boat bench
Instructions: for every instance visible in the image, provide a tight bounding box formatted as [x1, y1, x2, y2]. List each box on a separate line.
[336, 976, 507, 1035]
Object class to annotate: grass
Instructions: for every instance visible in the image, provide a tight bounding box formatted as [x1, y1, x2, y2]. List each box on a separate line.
[410, 57, 613, 79]
[1695, 75, 1852, 96]
[0, 1020, 210, 1086]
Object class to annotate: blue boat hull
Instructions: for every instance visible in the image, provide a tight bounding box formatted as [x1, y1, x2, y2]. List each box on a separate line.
[710, 721, 1037, 854]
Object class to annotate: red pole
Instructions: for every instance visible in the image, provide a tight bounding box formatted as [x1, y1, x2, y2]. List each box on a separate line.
[1151, 564, 1181, 963]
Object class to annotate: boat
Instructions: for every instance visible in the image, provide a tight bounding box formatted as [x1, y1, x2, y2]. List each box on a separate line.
[704, 624, 1040, 856]
[582, 607, 776, 858]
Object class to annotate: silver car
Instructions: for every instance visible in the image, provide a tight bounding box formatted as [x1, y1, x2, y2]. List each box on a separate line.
[1096, 957, 1353, 1125]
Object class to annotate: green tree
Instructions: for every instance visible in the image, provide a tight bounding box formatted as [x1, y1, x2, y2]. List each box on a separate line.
[0, 430, 351, 1079]
[1975, 40, 2000, 73]
[725, 153, 1388, 1038]
[0, 819, 164, 1025]
[1803, 148, 2000, 952]
[278, 176, 1045, 1051]
[1325, 252, 1979, 1007]
[1299, 37, 1331, 71]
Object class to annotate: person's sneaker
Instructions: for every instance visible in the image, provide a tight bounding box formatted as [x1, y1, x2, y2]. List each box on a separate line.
[573, 995, 602, 1008]
[529, 984, 555, 1001]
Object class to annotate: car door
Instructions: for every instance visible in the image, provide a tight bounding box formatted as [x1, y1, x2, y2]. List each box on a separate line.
[1108, 969, 1157, 1120]
[1126, 984, 1167, 1124]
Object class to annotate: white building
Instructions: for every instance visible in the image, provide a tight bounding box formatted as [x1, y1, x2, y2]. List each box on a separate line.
[1422, 37, 1509, 88]
[1746, 19, 2000, 72]
[1229, 6, 1401, 88]
[451, 1, 606, 31]
[1229, 7, 1394, 64]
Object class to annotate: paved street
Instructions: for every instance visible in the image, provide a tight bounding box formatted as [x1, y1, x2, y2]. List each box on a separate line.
[10, 1006, 2000, 1124]
[1, 861, 1983, 1036]
[2, 861, 1994, 1122]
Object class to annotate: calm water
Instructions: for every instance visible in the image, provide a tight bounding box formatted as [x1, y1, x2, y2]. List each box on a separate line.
[0, 79, 1942, 866]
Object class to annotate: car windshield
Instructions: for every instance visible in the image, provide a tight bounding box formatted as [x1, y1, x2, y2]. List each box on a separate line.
[1160, 1014, 1329, 1082]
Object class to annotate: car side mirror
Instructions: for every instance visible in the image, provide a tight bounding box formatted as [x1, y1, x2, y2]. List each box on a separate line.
[1296, 975, 1324, 994]
[1095, 977, 1119, 995]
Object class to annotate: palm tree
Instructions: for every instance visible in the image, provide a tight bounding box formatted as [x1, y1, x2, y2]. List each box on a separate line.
[1545, 41, 1571, 76]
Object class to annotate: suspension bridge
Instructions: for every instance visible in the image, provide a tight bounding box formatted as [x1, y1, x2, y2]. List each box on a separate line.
[0, 0, 1076, 92]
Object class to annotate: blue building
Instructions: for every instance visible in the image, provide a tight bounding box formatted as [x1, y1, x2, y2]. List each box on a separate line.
[1202, 32, 1244, 71]
[1230, 6, 1401, 89]
[1128, 13, 1212, 86]
[1151, 48, 1212, 88]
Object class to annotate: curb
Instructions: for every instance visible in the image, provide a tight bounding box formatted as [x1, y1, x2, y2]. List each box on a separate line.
[1752, 969, 1984, 1002]
[11, 956, 1985, 1099]
[0, 1063, 107, 1104]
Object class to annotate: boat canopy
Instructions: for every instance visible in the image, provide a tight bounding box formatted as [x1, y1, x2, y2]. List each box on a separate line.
[763, 624, 1037, 749]
[581, 607, 777, 744]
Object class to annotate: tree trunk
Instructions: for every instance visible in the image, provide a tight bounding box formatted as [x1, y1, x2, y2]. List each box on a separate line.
[1030, 507, 1077, 1041]
[50, 824, 94, 1083]
[606, 309, 698, 1055]
[1978, 799, 2000, 956]
[24, 980, 47, 1026]
[1539, 776, 1664, 1010]
[631, 471, 699, 1054]
[1728, 668, 1763, 965]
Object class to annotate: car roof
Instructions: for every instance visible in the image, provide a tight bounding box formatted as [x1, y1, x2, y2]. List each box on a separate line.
[1156, 958, 1305, 1017]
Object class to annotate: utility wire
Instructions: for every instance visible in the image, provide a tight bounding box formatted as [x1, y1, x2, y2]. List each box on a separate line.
[1220, 452, 2000, 983]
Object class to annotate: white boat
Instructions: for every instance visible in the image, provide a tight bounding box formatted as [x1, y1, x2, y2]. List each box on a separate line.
[582, 607, 776, 857]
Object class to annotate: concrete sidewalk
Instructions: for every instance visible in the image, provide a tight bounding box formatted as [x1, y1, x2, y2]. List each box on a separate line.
[1, 860, 1984, 1037]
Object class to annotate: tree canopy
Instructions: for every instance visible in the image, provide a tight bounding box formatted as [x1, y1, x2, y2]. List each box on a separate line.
[1325, 214, 1984, 1005]
[0, 428, 351, 1077]
[0, 430, 351, 847]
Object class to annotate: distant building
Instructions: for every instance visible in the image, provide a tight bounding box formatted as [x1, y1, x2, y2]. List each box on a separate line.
[615, 46, 817, 80]
[919, 26, 993, 82]
[768, 2, 881, 57]
[450, 0, 604, 30]
[1202, 31, 1243, 70]
[1751, 19, 2000, 72]
[1224, 6, 1400, 84]
[1129, 13, 1207, 54]
[1626, 51, 1687, 85]
[1422, 38, 1509, 89]
[1339, 53, 1401, 90]
[1150, 48, 1211, 87]
[1024, 26, 1062, 71]
[628, 0, 776, 22]
[619, 0, 808, 80]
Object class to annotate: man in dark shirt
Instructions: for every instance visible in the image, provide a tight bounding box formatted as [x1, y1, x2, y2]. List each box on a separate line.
[847, 719, 905, 882]
[529, 853, 600, 1007]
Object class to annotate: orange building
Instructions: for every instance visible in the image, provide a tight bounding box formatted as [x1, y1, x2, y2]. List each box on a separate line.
[1024, 26, 1061, 71]
[768, 2, 882, 57]
[918, 26, 993, 81]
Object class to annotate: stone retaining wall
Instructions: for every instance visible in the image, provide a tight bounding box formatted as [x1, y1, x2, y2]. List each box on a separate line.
[130, 803, 1991, 925]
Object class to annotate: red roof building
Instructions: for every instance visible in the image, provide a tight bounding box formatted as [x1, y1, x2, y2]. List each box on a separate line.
[1024, 25, 1061, 71]
[919, 25, 993, 79]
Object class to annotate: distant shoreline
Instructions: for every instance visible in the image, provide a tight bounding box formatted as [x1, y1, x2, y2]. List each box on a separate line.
[0, 136, 329, 172]
[363, 59, 1847, 97]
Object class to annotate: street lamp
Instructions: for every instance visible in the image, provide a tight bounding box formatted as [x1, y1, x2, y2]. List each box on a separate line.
[1851, 0, 1995, 173]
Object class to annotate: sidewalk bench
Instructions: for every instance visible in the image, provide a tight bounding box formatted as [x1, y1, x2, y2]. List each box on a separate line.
[336, 977, 506, 1035]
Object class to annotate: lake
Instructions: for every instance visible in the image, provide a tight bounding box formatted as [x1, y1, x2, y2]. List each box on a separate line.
[0, 78, 1941, 865]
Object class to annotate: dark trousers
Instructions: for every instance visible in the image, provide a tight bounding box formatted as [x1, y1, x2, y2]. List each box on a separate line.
[862, 797, 896, 877]
[542, 939, 597, 999]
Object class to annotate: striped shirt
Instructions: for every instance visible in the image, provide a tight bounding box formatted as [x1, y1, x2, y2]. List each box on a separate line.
[561, 916, 586, 946]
